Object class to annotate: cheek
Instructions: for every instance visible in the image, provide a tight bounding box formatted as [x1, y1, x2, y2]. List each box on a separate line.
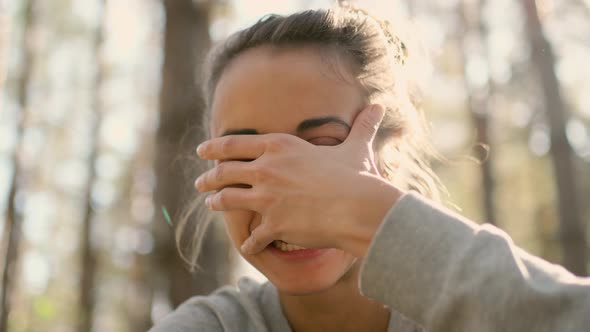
[223, 210, 261, 247]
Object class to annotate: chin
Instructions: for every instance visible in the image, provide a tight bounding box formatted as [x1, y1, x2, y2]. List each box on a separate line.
[224, 211, 357, 295]
[243, 246, 358, 295]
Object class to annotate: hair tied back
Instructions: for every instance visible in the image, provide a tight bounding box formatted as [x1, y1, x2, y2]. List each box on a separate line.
[338, 1, 408, 65]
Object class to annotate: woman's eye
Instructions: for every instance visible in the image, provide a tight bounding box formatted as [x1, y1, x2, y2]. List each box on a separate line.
[308, 137, 342, 146]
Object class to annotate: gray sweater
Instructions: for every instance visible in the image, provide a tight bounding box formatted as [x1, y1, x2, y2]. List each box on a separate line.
[149, 192, 590, 332]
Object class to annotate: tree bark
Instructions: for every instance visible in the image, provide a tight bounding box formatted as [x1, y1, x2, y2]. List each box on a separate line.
[77, 1, 106, 331]
[153, 0, 229, 310]
[0, 0, 35, 331]
[459, 0, 497, 225]
[522, 0, 588, 275]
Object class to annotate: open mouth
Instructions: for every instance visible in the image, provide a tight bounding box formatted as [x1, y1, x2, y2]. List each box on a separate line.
[271, 240, 308, 252]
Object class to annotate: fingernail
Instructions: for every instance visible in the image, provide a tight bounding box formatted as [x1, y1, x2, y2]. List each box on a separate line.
[240, 242, 250, 254]
[205, 195, 211, 208]
[369, 105, 384, 121]
[196, 143, 205, 156]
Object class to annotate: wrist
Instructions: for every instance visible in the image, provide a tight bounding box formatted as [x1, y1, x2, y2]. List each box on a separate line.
[341, 175, 404, 257]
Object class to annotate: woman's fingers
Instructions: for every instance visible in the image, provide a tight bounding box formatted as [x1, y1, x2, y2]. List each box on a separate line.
[344, 104, 384, 150]
[197, 134, 267, 160]
[205, 187, 264, 212]
[195, 161, 254, 192]
[241, 221, 275, 255]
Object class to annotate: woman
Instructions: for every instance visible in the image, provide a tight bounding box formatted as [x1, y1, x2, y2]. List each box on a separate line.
[150, 5, 590, 332]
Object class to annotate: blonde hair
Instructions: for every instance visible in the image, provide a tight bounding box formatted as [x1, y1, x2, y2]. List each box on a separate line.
[176, 5, 447, 270]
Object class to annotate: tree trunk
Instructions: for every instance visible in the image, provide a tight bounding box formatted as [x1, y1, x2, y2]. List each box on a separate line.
[77, 1, 106, 331]
[459, 0, 497, 225]
[0, 0, 35, 331]
[522, 0, 588, 275]
[153, 0, 229, 311]
[0, 3, 8, 91]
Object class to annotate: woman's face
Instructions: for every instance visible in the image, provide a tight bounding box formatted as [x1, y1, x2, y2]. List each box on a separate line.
[209, 45, 366, 295]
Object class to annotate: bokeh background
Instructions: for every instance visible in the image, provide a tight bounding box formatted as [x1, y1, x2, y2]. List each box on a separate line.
[1, 0, 589, 331]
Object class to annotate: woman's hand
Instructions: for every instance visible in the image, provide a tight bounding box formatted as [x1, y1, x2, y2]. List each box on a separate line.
[194, 105, 403, 257]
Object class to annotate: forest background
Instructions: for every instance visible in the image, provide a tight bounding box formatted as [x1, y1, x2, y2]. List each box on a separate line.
[1, 0, 590, 331]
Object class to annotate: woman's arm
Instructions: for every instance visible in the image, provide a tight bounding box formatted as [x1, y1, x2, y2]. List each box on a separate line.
[194, 105, 590, 330]
[360, 191, 590, 332]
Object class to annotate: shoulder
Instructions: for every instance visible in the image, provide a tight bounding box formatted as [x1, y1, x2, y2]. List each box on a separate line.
[148, 298, 223, 332]
[148, 277, 269, 332]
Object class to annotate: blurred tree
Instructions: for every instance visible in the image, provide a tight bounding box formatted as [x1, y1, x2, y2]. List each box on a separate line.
[0, 4, 7, 91]
[459, 0, 497, 225]
[126, 158, 157, 331]
[522, 0, 588, 275]
[77, 1, 106, 331]
[0, 0, 34, 331]
[153, 0, 229, 311]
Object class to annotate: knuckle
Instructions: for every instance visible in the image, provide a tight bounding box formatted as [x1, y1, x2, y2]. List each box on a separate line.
[362, 118, 376, 131]
[214, 163, 226, 182]
[256, 191, 275, 210]
[252, 165, 269, 183]
[267, 134, 292, 151]
[266, 222, 282, 238]
[216, 191, 228, 208]
[221, 136, 236, 154]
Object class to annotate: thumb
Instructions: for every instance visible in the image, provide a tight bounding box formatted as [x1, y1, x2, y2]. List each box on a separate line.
[345, 104, 385, 147]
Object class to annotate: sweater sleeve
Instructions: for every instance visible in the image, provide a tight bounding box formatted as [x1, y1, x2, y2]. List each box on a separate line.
[359, 191, 590, 332]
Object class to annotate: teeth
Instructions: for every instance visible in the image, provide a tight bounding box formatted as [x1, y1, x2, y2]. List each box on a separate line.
[272, 240, 307, 251]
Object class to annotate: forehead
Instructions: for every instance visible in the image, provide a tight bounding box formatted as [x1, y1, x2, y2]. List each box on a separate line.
[209, 45, 365, 137]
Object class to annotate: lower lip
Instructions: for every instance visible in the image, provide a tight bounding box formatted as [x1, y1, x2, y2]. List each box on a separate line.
[267, 245, 327, 261]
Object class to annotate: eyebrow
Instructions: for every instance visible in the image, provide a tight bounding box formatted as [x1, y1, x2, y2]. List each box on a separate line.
[220, 116, 351, 137]
[221, 128, 259, 136]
